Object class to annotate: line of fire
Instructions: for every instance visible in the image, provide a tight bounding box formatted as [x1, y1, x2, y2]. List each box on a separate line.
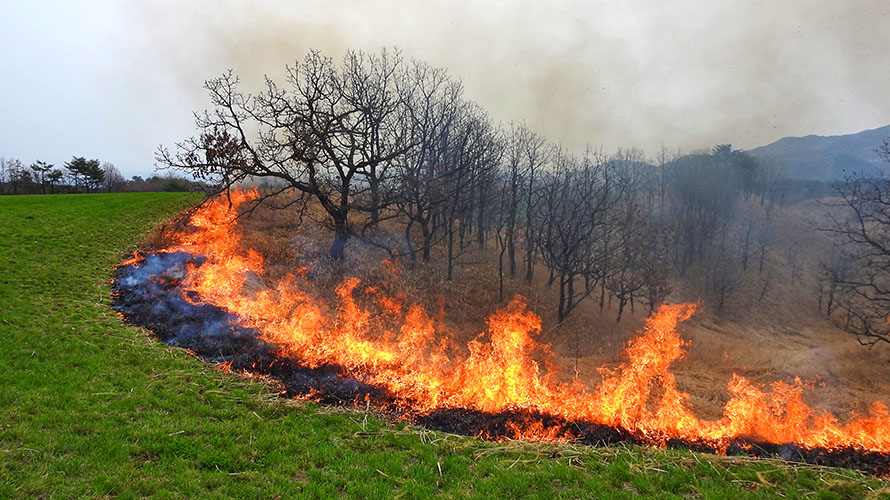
[112, 189, 890, 475]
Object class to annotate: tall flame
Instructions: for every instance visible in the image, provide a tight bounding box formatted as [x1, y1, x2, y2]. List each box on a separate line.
[157, 190, 890, 451]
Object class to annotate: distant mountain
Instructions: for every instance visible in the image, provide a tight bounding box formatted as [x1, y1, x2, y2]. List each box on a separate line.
[746, 124, 890, 181]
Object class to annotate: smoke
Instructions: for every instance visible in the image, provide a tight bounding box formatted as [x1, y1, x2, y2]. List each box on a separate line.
[120, 0, 890, 156]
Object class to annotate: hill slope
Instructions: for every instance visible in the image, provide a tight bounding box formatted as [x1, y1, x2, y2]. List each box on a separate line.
[747, 124, 890, 181]
[1, 193, 887, 498]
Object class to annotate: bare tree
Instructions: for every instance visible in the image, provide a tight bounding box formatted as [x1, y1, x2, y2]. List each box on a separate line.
[158, 49, 414, 259]
[521, 128, 549, 284]
[442, 105, 501, 280]
[102, 162, 126, 192]
[782, 244, 803, 285]
[667, 151, 741, 274]
[503, 124, 524, 278]
[736, 208, 765, 273]
[0, 158, 7, 194]
[815, 244, 852, 315]
[0, 158, 31, 195]
[535, 149, 627, 322]
[825, 152, 890, 345]
[493, 173, 512, 301]
[606, 205, 666, 321]
[393, 62, 464, 263]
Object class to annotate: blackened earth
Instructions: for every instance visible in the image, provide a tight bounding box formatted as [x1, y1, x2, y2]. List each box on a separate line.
[111, 252, 890, 475]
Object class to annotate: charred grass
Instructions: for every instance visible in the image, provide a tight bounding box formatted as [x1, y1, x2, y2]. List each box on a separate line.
[1, 193, 890, 499]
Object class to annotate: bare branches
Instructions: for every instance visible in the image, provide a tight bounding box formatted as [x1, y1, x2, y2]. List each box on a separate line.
[158, 50, 420, 260]
[824, 158, 890, 345]
[531, 149, 642, 322]
[157, 46, 811, 330]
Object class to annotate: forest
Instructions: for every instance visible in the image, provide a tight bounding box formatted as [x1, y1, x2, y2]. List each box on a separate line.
[153, 49, 890, 348]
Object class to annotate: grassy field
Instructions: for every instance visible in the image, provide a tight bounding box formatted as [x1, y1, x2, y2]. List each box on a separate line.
[1, 193, 889, 499]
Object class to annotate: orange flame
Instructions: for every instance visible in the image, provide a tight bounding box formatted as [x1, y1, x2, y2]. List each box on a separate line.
[154, 190, 890, 451]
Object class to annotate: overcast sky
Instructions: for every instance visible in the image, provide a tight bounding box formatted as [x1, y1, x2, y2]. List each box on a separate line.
[1, 0, 889, 178]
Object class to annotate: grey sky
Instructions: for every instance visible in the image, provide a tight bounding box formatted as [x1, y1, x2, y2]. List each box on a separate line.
[1, 0, 889, 178]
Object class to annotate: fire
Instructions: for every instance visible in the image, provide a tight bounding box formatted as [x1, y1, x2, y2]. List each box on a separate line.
[144, 189, 890, 453]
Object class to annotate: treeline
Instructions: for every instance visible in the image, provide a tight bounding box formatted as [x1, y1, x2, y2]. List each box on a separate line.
[0, 156, 205, 195]
[160, 48, 822, 323]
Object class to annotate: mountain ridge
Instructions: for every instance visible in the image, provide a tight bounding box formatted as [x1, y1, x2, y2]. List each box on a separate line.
[745, 124, 890, 181]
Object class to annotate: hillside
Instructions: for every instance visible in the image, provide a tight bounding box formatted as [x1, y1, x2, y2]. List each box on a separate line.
[747, 124, 890, 181]
[166, 191, 890, 453]
[3, 194, 889, 498]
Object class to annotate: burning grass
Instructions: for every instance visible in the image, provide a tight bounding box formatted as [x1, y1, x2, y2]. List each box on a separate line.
[109, 189, 890, 476]
[5, 192, 890, 498]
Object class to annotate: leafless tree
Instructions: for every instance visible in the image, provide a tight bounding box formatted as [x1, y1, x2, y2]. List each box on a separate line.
[737, 209, 758, 273]
[158, 49, 414, 259]
[442, 105, 501, 280]
[815, 244, 852, 315]
[503, 124, 524, 278]
[521, 128, 550, 284]
[667, 151, 742, 274]
[394, 62, 464, 263]
[704, 258, 743, 313]
[535, 149, 628, 322]
[102, 162, 126, 192]
[1, 158, 30, 195]
[825, 147, 890, 345]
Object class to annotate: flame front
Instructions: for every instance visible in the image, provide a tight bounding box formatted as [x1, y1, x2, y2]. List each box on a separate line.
[151, 190, 890, 451]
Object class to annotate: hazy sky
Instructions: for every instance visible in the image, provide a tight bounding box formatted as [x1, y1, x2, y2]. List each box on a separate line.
[1, 0, 889, 177]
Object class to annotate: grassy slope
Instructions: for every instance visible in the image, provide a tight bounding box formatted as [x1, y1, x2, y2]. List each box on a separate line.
[0, 193, 888, 500]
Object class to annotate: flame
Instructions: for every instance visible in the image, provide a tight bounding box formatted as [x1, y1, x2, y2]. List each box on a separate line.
[502, 419, 576, 443]
[118, 250, 145, 268]
[147, 189, 890, 451]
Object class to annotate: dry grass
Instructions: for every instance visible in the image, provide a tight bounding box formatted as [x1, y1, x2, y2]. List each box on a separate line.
[153, 194, 890, 425]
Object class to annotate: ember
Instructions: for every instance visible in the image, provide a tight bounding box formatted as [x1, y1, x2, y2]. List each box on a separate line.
[111, 190, 890, 474]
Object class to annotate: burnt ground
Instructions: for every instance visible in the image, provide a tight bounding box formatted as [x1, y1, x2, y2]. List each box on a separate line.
[111, 251, 890, 476]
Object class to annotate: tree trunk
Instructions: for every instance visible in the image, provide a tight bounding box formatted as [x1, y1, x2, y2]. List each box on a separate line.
[477, 187, 487, 249]
[507, 227, 516, 278]
[599, 282, 606, 312]
[616, 296, 627, 322]
[758, 243, 766, 273]
[741, 222, 752, 272]
[524, 183, 535, 283]
[498, 235, 506, 302]
[330, 214, 348, 260]
[447, 219, 455, 281]
[557, 272, 567, 322]
[525, 239, 534, 284]
[421, 223, 432, 262]
[369, 181, 380, 229]
[566, 273, 575, 316]
[404, 221, 417, 262]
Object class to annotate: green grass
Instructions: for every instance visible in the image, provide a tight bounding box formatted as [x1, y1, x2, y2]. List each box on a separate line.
[1, 192, 889, 499]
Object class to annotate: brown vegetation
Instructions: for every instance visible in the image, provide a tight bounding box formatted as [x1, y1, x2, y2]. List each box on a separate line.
[141, 191, 890, 426]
